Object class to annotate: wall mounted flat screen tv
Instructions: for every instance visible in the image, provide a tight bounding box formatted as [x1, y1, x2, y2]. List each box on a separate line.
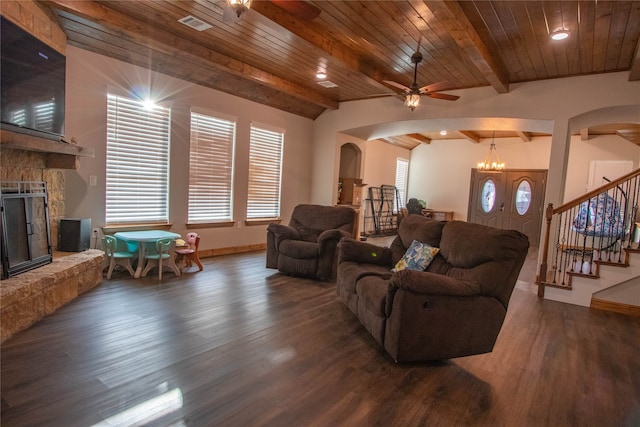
[1, 16, 66, 140]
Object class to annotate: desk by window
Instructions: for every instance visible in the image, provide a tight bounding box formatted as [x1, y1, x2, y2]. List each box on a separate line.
[114, 230, 181, 278]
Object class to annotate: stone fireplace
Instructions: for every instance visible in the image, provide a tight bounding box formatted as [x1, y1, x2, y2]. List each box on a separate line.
[0, 180, 53, 279]
[0, 145, 66, 251]
[0, 130, 104, 342]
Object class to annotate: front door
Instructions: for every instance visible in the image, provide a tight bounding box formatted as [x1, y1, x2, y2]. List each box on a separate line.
[467, 169, 547, 245]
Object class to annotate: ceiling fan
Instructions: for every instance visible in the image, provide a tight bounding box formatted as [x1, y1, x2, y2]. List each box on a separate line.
[383, 50, 460, 111]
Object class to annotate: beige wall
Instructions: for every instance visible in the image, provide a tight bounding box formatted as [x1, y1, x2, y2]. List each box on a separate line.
[63, 46, 313, 251]
[60, 45, 640, 253]
[362, 139, 410, 190]
[564, 134, 640, 201]
[312, 73, 640, 216]
[407, 136, 551, 220]
[407, 132, 638, 220]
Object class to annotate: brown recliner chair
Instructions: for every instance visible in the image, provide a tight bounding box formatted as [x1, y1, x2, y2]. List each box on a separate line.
[336, 215, 529, 362]
[266, 204, 356, 280]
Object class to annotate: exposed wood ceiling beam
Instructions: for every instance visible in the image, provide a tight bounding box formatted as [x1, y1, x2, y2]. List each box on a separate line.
[250, 1, 394, 92]
[423, 0, 510, 94]
[616, 130, 640, 145]
[516, 131, 532, 142]
[629, 37, 640, 81]
[458, 130, 481, 143]
[406, 133, 432, 145]
[42, 0, 338, 110]
[581, 128, 590, 140]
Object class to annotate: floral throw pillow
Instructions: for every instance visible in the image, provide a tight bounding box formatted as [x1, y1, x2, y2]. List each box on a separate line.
[392, 240, 440, 272]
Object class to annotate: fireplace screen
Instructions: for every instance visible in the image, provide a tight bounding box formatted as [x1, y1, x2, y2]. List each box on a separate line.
[1, 181, 52, 279]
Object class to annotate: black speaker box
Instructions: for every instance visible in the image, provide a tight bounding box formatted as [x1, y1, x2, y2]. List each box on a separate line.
[58, 218, 91, 252]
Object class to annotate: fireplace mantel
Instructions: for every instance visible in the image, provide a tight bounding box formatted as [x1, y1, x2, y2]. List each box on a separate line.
[0, 130, 94, 169]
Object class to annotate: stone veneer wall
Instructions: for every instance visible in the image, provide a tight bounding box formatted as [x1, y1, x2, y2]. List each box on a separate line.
[0, 148, 65, 251]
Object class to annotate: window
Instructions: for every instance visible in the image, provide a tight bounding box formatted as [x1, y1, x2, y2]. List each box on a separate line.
[515, 180, 532, 215]
[187, 111, 236, 223]
[105, 93, 171, 224]
[246, 124, 284, 219]
[395, 158, 409, 210]
[481, 179, 496, 213]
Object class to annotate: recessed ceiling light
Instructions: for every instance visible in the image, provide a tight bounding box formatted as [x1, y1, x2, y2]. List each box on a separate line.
[316, 71, 327, 79]
[440, 130, 447, 135]
[551, 30, 569, 41]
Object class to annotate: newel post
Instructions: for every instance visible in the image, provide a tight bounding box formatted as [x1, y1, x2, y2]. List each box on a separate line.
[537, 203, 555, 297]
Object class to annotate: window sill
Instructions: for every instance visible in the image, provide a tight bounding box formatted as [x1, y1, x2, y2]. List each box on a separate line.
[245, 219, 281, 226]
[187, 221, 234, 229]
[102, 223, 173, 234]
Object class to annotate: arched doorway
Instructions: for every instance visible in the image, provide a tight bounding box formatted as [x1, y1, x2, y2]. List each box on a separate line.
[338, 143, 362, 205]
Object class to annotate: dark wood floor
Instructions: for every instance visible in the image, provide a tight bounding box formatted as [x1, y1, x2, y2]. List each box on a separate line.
[1, 249, 639, 426]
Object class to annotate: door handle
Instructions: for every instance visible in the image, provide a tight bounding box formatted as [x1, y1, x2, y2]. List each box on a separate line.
[500, 203, 505, 212]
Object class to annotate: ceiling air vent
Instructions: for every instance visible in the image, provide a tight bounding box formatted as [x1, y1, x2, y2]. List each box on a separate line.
[317, 80, 338, 88]
[178, 15, 213, 31]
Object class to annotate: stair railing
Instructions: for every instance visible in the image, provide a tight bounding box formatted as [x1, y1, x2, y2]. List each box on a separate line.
[537, 169, 640, 297]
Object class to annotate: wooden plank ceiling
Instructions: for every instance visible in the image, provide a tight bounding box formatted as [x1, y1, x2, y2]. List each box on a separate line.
[38, 0, 640, 147]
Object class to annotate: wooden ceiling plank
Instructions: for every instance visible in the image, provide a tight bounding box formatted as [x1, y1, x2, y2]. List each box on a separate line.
[618, 1, 640, 76]
[403, 2, 485, 88]
[423, 0, 510, 94]
[250, 1, 394, 92]
[604, 1, 631, 71]
[42, 0, 338, 110]
[60, 21, 324, 118]
[576, 0, 596, 75]
[592, 0, 614, 73]
[412, 2, 490, 88]
[490, 1, 538, 82]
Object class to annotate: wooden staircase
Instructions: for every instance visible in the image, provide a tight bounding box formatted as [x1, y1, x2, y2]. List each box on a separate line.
[537, 169, 640, 313]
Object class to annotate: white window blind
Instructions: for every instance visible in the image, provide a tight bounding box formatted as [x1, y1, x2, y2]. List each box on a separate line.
[188, 112, 235, 222]
[105, 93, 171, 224]
[395, 158, 409, 210]
[34, 101, 55, 131]
[247, 124, 284, 219]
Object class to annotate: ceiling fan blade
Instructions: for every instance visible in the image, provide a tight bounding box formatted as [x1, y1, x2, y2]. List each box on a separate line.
[419, 81, 453, 93]
[426, 92, 460, 101]
[360, 93, 400, 99]
[269, 0, 321, 20]
[383, 80, 410, 92]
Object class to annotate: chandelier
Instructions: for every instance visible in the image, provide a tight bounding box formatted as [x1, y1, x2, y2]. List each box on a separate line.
[477, 132, 505, 171]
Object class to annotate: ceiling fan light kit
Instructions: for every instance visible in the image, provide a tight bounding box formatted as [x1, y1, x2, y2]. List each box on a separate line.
[405, 93, 421, 110]
[227, 0, 251, 17]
